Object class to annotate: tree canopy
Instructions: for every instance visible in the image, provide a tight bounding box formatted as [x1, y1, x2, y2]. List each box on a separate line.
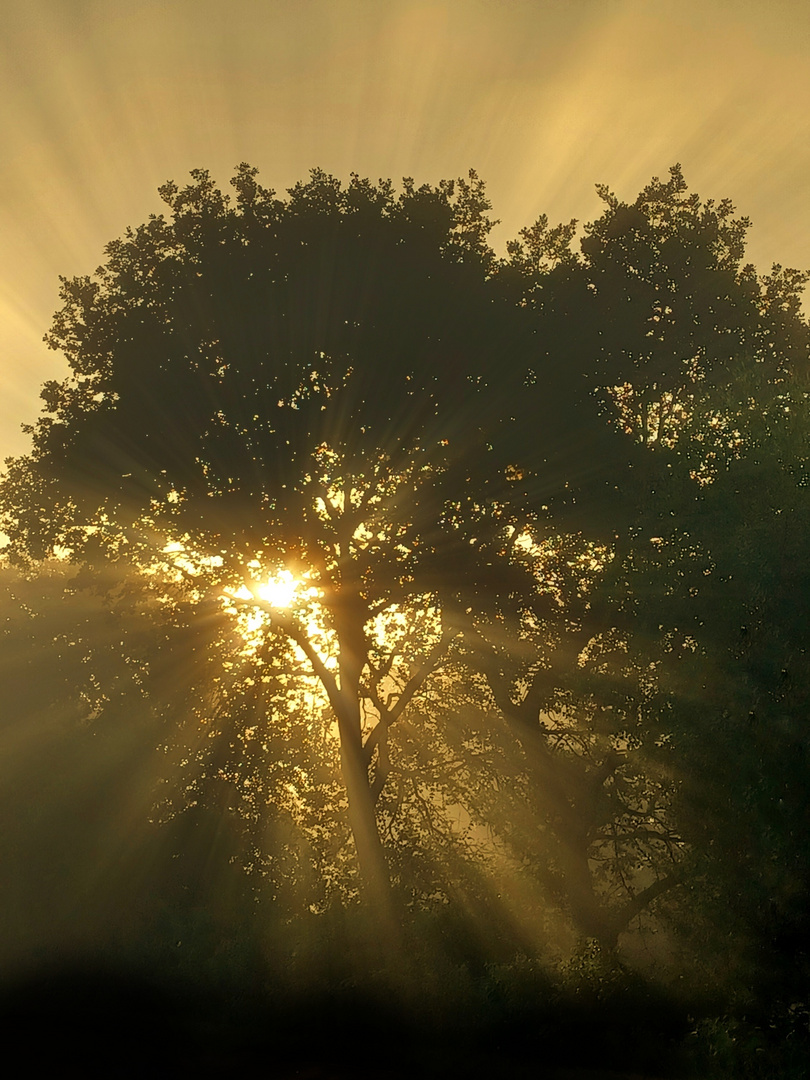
[2, 162, 809, 995]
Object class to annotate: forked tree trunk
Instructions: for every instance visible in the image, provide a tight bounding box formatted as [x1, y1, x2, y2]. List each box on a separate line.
[246, 589, 404, 963]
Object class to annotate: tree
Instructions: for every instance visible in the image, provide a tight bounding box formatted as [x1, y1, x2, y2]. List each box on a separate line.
[646, 366, 810, 1003]
[3, 162, 808, 972]
[1, 165, 557, 952]
[433, 166, 810, 959]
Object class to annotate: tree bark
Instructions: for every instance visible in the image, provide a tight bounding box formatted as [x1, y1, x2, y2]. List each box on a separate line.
[333, 603, 404, 963]
[337, 703, 402, 958]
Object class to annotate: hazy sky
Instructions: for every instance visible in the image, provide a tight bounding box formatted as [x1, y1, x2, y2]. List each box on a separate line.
[1, 0, 808, 461]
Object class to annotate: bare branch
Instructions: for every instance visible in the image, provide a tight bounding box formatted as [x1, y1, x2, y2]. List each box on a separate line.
[363, 628, 458, 743]
[591, 825, 683, 846]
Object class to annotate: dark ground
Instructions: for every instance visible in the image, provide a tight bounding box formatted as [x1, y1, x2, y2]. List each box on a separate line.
[0, 957, 694, 1079]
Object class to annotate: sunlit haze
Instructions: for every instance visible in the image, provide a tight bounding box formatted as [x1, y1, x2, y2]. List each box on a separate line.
[2, 6, 809, 1070]
[1, 0, 809, 461]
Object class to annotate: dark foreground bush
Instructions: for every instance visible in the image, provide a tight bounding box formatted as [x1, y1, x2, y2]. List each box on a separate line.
[0, 949, 694, 1078]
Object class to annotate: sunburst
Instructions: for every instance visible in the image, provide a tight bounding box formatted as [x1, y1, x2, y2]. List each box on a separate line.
[254, 569, 298, 609]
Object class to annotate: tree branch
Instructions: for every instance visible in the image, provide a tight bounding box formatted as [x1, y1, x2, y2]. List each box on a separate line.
[369, 725, 390, 805]
[387, 628, 459, 726]
[614, 867, 686, 936]
[227, 593, 342, 713]
[363, 628, 459, 750]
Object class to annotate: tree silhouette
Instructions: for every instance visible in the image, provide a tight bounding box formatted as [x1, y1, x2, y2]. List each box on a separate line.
[440, 165, 809, 950]
[1, 165, 558, 947]
[3, 162, 808, 969]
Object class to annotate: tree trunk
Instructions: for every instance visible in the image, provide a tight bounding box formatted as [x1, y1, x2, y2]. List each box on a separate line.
[333, 603, 403, 965]
[498, 695, 622, 951]
[557, 830, 621, 951]
[237, 584, 403, 962]
[337, 707, 402, 958]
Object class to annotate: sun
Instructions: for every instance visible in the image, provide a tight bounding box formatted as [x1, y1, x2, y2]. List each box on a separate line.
[225, 567, 323, 614]
[255, 569, 298, 609]
[222, 569, 301, 611]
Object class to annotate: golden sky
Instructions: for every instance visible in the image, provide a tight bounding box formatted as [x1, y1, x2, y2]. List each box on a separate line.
[1, 0, 808, 461]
